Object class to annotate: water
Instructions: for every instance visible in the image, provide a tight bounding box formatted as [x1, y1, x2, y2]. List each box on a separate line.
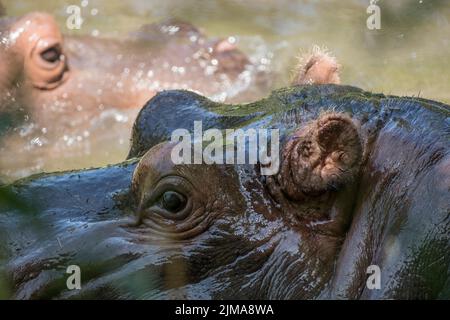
[1, 0, 449, 181]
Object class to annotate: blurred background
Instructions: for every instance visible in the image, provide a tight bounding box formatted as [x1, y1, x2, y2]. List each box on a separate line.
[1, 0, 449, 181]
[4, 0, 449, 101]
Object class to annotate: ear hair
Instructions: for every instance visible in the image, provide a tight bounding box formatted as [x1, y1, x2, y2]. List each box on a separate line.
[291, 45, 341, 85]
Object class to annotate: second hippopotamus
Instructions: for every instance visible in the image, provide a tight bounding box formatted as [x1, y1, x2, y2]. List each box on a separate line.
[0, 11, 269, 181]
[0, 9, 341, 182]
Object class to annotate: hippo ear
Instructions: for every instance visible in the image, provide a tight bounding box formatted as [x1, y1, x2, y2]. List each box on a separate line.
[292, 46, 340, 85]
[277, 112, 362, 200]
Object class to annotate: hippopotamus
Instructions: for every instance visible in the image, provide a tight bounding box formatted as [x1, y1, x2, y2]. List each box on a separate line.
[2, 84, 447, 299]
[0, 12, 259, 113]
[0, 10, 267, 181]
[0, 10, 341, 182]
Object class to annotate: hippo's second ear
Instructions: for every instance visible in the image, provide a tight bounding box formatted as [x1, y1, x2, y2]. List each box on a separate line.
[292, 46, 340, 85]
[277, 112, 362, 200]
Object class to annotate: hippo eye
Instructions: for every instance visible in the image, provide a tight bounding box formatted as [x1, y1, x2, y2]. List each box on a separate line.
[161, 191, 187, 213]
[40, 46, 61, 63]
[138, 176, 193, 221]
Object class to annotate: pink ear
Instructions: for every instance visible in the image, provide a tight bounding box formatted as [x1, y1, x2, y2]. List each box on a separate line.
[277, 112, 362, 200]
[292, 46, 340, 85]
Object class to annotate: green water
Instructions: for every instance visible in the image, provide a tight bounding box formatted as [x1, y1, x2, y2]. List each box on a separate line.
[5, 0, 449, 102]
[1, 0, 449, 181]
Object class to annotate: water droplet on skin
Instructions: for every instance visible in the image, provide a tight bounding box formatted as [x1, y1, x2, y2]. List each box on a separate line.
[91, 29, 100, 37]
[228, 36, 236, 44]
[91, 8, 98, 16]
[81, 0, 89, 8]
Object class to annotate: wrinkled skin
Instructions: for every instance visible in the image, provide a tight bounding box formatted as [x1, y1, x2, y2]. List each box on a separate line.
[1, 85, 448, 299]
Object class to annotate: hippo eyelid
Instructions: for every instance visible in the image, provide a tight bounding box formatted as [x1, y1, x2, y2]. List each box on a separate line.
[143, 192, 192, 221]
[143, 176, 192, 204]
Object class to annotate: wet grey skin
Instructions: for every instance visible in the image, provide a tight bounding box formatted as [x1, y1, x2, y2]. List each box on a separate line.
[1, 84, 449, 299]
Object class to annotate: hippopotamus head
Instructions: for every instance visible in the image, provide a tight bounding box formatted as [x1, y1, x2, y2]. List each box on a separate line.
[127, 110, 363, 299]
[0, 12, 69, 98]
[1, 86, 448, 299]
[0, 10, 268, 182]
[0, 12, 256, 117]
[118, 86, 449, 300]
